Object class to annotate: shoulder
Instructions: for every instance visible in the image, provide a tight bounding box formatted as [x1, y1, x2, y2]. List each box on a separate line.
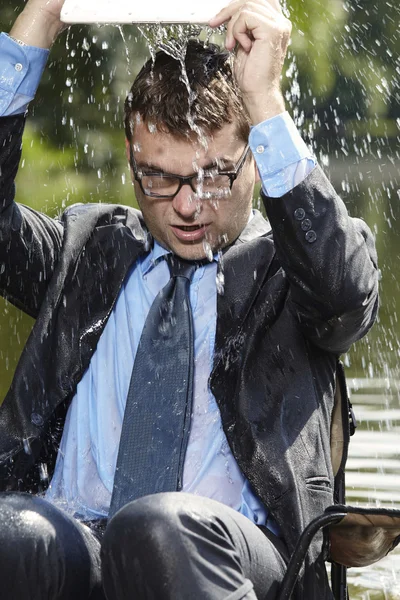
[61, 202, 147, 241]
[62, 202, 143, 225]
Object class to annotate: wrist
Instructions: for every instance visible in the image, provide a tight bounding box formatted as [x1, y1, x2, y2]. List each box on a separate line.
[8, 35, 27, 47]
[10, 9, 63, 49]
[244, 90, 286, 126]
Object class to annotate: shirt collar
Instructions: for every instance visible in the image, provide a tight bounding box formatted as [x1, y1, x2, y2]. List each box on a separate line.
[141, 240, 170, 276]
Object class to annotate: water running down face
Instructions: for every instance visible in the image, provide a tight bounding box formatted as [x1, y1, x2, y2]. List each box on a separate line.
[128, 119, 258, 261]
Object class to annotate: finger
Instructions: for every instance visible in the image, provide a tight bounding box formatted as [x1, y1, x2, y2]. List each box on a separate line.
[235, 7, 291, 44]
[267, 0, 282, 14]
[224, 1, 277, 47]
[233, 0, 281, 22]
[228, 9, 267, 44]
[209, 0, 282, 27]
[226, 21, 255, 53]
[209, 0, 244, 27]
[224, 9, 241, 49]
[229, 11, 259, 51]
[233, 32, 253, 53]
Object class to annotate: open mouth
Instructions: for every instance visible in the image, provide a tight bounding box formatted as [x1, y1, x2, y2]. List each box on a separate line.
[176, 225, 203, 231]
[171, 223, 210, 242]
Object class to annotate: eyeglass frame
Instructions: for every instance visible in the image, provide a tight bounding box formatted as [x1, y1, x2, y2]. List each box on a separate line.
[129, 143, 251, 199]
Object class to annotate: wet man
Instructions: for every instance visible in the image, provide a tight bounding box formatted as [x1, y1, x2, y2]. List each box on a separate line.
[0, 0, 378, 598]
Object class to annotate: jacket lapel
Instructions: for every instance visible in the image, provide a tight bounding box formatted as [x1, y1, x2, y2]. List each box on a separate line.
[214, 210, 275, 360]
[76, 223, 148, 360]
[32, 216, 148, 423]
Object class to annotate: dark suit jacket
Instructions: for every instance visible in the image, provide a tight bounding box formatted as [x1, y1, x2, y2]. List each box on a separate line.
[0, 115, 379, 598]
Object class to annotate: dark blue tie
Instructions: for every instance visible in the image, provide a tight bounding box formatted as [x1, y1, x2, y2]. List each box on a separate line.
[109, 255, 196, 518]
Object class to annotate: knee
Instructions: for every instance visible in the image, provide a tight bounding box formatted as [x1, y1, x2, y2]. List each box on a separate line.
[0, 492, 59, 552]
[0, 492, 68, 596]
[103, 494, 195, 599]
[0, 492, 101, 598]
[103, 492, 183, 557]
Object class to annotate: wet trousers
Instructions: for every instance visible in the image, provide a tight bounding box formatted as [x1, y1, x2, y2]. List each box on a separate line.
[0, 491, 287, 600]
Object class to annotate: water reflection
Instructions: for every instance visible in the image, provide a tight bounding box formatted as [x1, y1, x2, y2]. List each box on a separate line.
[346, 377, 400, 599]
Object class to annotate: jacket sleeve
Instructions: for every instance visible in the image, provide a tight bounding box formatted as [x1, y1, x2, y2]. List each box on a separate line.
[0, 115, 63, 318]
[262, 165, 379, 354]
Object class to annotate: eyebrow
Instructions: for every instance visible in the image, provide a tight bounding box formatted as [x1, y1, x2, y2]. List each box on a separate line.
[135, 157, 236, 173]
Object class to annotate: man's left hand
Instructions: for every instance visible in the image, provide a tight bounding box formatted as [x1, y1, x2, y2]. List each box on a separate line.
[209, 0, 291, 124]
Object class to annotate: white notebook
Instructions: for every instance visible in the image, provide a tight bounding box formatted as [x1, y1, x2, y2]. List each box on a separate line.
[60, 0, 228, 24]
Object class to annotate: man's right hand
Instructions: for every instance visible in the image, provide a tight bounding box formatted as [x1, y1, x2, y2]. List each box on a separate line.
[9, 0, 66, 49]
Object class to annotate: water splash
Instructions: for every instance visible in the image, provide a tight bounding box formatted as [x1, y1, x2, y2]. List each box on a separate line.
[117, 25, 133, 76]
[139, 25, 202, 144]
[137, 23, 225, 149]
[202, 240, 213, 262]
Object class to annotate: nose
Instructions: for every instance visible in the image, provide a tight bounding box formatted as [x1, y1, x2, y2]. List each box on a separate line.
[171, 184, 202, 219]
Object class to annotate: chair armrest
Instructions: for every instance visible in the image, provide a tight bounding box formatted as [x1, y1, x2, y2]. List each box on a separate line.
[276, 505, 400, 600]
[328, 504, 400, 567]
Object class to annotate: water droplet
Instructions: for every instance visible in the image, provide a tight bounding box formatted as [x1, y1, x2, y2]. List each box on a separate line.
[216, 271, 225, 295]
[23, 438, 32, 455]
[202, 240, 213, 262]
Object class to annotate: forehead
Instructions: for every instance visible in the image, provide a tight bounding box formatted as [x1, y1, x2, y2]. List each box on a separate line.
[131, 118, 244, 170]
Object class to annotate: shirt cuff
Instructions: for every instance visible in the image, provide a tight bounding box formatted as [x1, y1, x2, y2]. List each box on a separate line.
[249, 111, 317, 198]
[0, 32, 49, 115]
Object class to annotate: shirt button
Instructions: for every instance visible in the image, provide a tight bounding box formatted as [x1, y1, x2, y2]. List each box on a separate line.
[294, 208, 305, 221]
[256, 145, 265, 154]
[15, 63, 23, 72]
[301, 218, 312, 232]
[305, 230, 317, 243]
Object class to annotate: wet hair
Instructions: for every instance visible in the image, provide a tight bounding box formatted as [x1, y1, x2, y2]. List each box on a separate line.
[124, 39, 250, 143]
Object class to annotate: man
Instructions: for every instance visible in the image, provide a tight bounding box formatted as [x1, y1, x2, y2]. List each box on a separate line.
[0, 0, 378, 598]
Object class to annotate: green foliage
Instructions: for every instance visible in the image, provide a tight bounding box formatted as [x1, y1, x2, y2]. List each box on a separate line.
[286, 0, 399, 151]
[16, 123, 137, 215]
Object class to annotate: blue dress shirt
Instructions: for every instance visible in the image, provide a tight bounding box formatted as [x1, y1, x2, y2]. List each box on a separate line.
[0, 31, 316, 531]
[0, 33, 48, 115]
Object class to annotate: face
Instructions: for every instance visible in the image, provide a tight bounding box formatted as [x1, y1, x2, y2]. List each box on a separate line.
[127, 118, 258, 261]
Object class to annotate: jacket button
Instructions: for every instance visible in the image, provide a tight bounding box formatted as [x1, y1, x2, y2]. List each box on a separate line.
[305, 230, 317, 243]
[31, 413, 44, 427]
[294, 208, 305, 221]
[301, 218, 312, 231]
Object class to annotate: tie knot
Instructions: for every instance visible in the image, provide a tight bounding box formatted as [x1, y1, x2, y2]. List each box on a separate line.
[167, 255, 196, 281]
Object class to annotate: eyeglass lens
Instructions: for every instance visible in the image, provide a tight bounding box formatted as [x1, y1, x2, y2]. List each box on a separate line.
[142, 173, 232, 198]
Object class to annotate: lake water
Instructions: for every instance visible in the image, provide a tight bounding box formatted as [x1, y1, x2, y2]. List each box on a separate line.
[345, 377, 400, 599]
[327, 153, 400, 598]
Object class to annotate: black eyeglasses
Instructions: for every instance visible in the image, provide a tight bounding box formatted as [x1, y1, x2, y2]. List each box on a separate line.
[129, 144, 250, 199]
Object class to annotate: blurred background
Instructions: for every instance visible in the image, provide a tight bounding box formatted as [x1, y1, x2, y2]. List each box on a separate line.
[0, 0, 399, 596]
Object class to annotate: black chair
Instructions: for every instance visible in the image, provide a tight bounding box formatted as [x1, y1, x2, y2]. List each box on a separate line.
[277, 362, 400, 600]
